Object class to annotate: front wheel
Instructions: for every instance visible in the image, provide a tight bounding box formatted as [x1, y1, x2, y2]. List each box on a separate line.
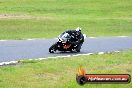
[49, 43, 57, 53]
[75, 43, 83, 52]
[76, 49, 80, 52]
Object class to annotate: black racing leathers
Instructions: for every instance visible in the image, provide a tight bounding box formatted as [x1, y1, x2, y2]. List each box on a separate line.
[64, 30, 84, 46]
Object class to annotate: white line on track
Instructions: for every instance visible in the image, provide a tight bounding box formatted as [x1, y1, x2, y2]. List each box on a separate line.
[38, 58, 47, 60]
[0, 36, 130, 41]
[117, 36, 128, 38]
[0, 51, 122, 66]
[27, 39, 35, 40]
[114, 51, 120, 53]
[98, 52, 105, 55]
[0, 40, 7, 41]
[89, 37, 96, 38]
[0, 61, 18, 66]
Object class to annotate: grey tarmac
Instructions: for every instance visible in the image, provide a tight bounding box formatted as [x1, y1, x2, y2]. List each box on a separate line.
[0, 36, 132, 62]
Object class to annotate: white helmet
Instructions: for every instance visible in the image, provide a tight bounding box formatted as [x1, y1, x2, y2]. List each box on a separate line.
[75, 27, 81, 32]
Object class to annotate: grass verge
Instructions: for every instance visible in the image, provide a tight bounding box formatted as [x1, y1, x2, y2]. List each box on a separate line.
[0, 51, 132, 88]
[0, 0, 132, 39]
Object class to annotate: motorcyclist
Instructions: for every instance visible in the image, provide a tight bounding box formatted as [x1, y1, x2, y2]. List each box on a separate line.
[62, 27, 84, 52]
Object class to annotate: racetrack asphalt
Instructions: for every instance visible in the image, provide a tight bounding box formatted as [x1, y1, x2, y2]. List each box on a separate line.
[0, 36, 132, 62]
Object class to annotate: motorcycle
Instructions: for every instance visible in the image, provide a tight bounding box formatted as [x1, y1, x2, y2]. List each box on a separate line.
[49, 32, 86, 53]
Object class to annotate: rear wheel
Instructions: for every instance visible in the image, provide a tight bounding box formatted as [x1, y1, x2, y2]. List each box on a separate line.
[49, 43, 57, 53]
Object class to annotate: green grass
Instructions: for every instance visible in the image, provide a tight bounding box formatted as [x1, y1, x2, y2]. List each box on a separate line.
[0, 1, 132, 88]
[0, 51, 132, 88]
[0, 0, 132, 39]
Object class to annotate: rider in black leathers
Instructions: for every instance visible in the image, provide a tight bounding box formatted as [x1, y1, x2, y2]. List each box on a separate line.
[63, 27, 84, 52]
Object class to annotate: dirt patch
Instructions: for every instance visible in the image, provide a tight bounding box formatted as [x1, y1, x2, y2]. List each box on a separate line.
[0, 14, 33, 19]
[0, 14, 54, 20]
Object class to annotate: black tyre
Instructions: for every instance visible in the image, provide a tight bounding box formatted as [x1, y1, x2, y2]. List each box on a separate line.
[75, 45, 81, 52]
[76, 49, 80, 52]
[49, 43, 57, 53]
[76, 43, 83, 52]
